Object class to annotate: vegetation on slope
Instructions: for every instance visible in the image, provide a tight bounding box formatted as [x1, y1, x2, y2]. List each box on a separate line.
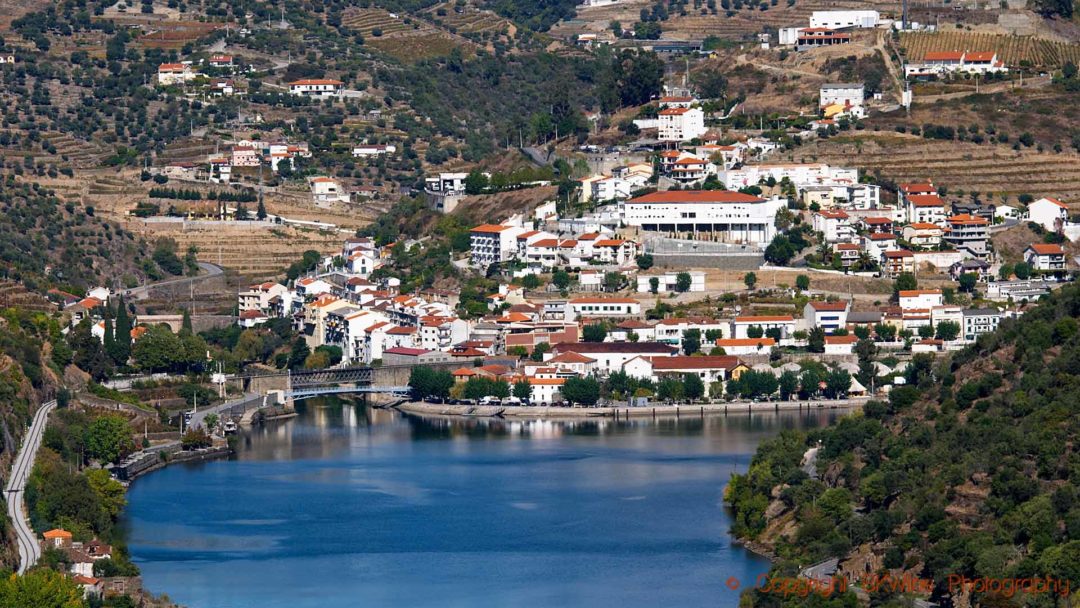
[727, 283, 1080, 606]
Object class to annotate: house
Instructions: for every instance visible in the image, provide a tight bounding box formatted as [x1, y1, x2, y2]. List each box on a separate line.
[636, 271, 706, 293]
[823, 334, 858, 355]
[550, 342, 677, 374]
[803, 300, 850, 333]
[902, 223, 944, 248]
[667, 155, 714, 184]
[731, 315, 796, 340]
[568, 297, 641, 318]
[1024, 243, 1066, 272]
[658, 95, 697, 109]
[352, 144, 397, 158]
[905, 51, 1008, 78]
[546, 351, 598, 377]
[899, 289, 943, 310]
[813, 209, 854, 243]
[658, 106, 706, 142]
[288, 79, 343, 97]
[796, 27, 851, 48]
[208, 54, 234, 67]
[382, 347, 452, 366]
[1028, 197, 1070, 233]
[833, 242, 862, 268]
[809, 9, 879, 28]
[632, 355, 749, 385]
[592, 239, 639, 266]
[654, 317, 727, 346]
[231, 146, 260, 167]
[714, 337, 776, 356]
[943, 214, 990, 259]
[527, 377, 566, 404]
[986, 279, 1055, 302]
[962, 308, 1002, 340]
[861, 217, 895, 234]
[157, 63, 197, 86]
[609, 319, 656, 342]
[471, 223, 526, 268]
[309, 177, 349, 205]
[950, 259, 992, 281]
[74, 575, 103, 600]
[882, 249, 916, 277]
[819, 83, 865, 119]
[906, 194, 947, 225]
[43, 529, 73, 550]
[620, 191, 787, 245]
[911, 338, 944, 353]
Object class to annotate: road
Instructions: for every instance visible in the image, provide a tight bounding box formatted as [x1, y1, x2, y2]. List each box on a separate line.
[188, 393, 264, 430]
[5, 399, 57, 575]
[125, 262, 224, 301]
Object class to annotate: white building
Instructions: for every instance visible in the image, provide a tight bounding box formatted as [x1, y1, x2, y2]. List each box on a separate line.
[809, 10, 880, 29]
[1028, 197, 1070, 233]
[568, 297, 642, 318]
[1025, 243, 1066, 272]
[470, 223, 526, 268]
[636, 271, 706, 293]
[157, 63, 197, 86]
[288, 79, 343, 97]
[823, 334, 858, 355]
[819, 83, 865, 119]
[731, 315, 796, 339]
[658, 107, 706, 142]
[803, 300, 850, 333]
[962, 308, 1001, 341]
[621, 190, 786, 245]
[425, 172, 468, 213]
[904, 51, 1008, 78]
[720, 163, 859, 194]
[238, 282, 289, 313]
[352, 144, 396, 158]
[905, 193, 947, 225]
[812, 209, 855, 243]
[309, 177, 349, 205]
[898, 289, 943, 311]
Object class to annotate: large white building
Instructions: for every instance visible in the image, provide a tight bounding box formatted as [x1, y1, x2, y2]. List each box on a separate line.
[658, 107, 706, 142]
[1028, 197, 1069, 233]
[904, 51, 1008, 78]
[288, 79, 343, 97]
[721, 163, 858, 192]
[470, 224, 526, 268]
[809, 10, 879, 29]
[621, 190, 786, 245]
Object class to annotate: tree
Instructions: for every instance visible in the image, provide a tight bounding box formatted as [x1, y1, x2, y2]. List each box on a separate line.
[85, 468, 127, 519]
[111, 296, 132, 365]
[874, 323, 897, 342]
[918, 325, 935, 339]
[257, 199, 268, 220]
[562, 376, 600, 405]
[657, 377, 685, 401]
[683, 373, 705, 401]
[935, 320, 960, 342]
[649, 277, 660, 294]
[583, 323, 607, 342]
[744, 272, 757, 290]
[824, 368, 851, 398]
[1014, 261, 1032, 280]
[552, 269, 571, 290]
[603, 272, 624, 292]
[464, 169, 488, 194]
[807, 327, 826, 353]
[764, 235, 796, 266]
[131, 324, 183, 373]
[795, 274, 810, 291]
[181, 308, 193, 334]
[778, 370, 799, 400]
[892, 273, 917, 300]
[287, 337, 310, 370]
[636, 253, 654, 270]
[958, 272, 978, 293]
[513, 379, 531, 401]
[85, 415, 134, 464]
[530, 342, 551, 362]
[675, 272, 692, 293]
[747, 325, 764, 339]
[0, 568, 84, 608]
[683, 329, 701, 355]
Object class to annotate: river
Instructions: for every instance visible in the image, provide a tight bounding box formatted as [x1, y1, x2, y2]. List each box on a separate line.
[123, 400, 845, 607]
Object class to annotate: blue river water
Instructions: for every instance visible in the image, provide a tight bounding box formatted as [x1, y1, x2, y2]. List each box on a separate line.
[123, 402, 843, 608]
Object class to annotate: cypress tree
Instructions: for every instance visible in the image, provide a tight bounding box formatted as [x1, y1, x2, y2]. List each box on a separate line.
[113, 296, 132, 364]
[181, 308, 193, 334]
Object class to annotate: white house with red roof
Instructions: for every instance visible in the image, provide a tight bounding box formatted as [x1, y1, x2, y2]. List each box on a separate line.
[658, 106, 706, 141]
[1025, 243, 1066, 272]
[309, 176, 349, 205]
[1028, 197, 1070, 233]
[803, 300, 850, 333]
[471, 223, 527, 268]
[239, 282, 289, 314]
[899, 289, 943, 310]
[812, 209, 854, 242]
[157, 63, 197, 86]
[905, 193, 947, 225]
[905, 51, 1007, 78]
[288, 78, 343, 97]
[591, 238, 639, 265]
[620, 190, 786, 245]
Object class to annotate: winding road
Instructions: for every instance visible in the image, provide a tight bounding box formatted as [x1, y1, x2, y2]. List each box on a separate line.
[5, 399, 57, 575]
[124, 262, 224, 301]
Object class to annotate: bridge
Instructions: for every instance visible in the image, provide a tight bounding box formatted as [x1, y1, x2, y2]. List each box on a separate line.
[192, 365, 414, 428]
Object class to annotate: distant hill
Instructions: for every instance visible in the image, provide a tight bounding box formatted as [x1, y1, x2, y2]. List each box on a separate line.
[727, 283, 1080, 606]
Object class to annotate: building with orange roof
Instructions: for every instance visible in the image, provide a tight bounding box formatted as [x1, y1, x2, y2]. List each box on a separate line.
[621, 190, 786, 245]
[1024, 243, 1066, 272]
[803, 300, 850, 332]
[944, 214, 990, 259]
[1029, 197, 1071, 233]
[471, 222, 527, 268]
[658, 104, 705, 142]
[882, 249, 916, 277]
[713, 337, 777, 356]
[905, 194, 946, 225]
[288, 78, 343, 97]
[157, 62, 197, 85]
[902, 222, 944, 248]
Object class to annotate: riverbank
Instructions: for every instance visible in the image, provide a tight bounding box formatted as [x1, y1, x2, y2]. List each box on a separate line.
[113, 443, 232, 483]
[395, 398, 867, 420]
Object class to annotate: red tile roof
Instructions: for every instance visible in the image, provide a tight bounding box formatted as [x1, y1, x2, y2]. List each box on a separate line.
[1028, 243, 1064, 255]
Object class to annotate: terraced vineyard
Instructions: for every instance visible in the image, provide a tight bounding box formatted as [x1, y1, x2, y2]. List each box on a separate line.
[343, 7, 468, 61]
[138, 223, 344, 280]
[900, 31, 1080, 68]
[424, 2, 512, 36]
[785, 135, 1080, 204]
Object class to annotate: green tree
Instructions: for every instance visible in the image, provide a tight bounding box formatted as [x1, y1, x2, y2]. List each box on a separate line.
[181, 308, 193, 334]
[636, 253, 654, 270]
[562, 376, 600, 405]
[935, 320, 960, 341]
[824, 368, 852, 398]
[958, 272, 978, 293]
[513, 379, 531, 401]
[795, 274, 810, 291]
[287, 337, 310, 370]
[111, 296, 132, 365]
[84, 415, 134, 464]
[683, 373, 705, 401]
[1014, 261, 1032, 280]
[682, 329, 702, 355]
[744, 272, 757, 290]
[892, 272, 917, 300]
[747, 325, 764, 339]
[649, 277, 659, 294]
[85, 468, 127, 519]
[807, 327, 826, 353]
[0, 568, 84, 608]
[583, 323, 607, 342]
[464, 169, 489, 194]
[778, 370, 799, 400]
[530, 342, 551, 362]
[675, 272, 692, 292]
[131, 325, 183, 372]
[552, 269, 571, 290]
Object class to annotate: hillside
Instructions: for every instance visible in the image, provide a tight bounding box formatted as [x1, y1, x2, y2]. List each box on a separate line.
[726, 284, 1080, 606]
